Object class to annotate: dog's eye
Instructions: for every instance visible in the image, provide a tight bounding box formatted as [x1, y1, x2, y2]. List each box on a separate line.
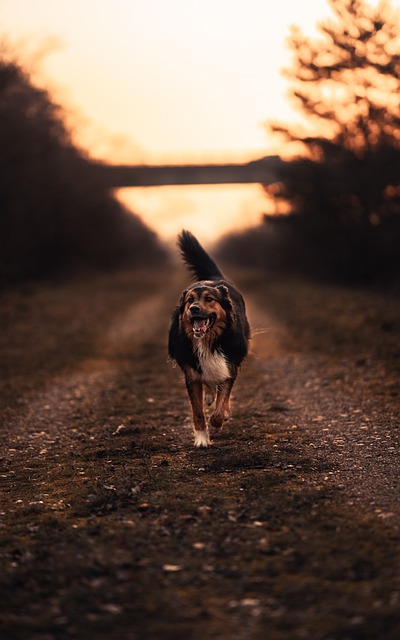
[187, 295, 194, 304]
[204, 295, 214, 303]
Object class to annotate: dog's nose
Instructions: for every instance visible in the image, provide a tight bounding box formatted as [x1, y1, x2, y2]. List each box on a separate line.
[189, 304, 201, 315]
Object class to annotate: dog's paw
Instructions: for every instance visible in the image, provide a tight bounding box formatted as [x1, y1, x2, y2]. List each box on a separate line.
[194, 431, 211, 448]
[210, 413, 224, 432]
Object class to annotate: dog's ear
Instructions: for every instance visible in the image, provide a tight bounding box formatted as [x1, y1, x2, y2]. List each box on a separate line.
[169, 290, 187, 358]
[216, 285, 232, 309]
[178, 289, 188, 314]
[216, 285, 236, 322]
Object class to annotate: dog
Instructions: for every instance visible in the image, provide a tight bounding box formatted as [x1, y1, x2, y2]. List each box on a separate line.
[168, 230, 250, 447]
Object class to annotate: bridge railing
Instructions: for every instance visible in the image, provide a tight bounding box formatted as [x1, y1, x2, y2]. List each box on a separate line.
[91, 155, 284, 188]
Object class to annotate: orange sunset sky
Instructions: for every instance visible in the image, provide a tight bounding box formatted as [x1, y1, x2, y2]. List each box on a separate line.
[1, 0, 396, 241]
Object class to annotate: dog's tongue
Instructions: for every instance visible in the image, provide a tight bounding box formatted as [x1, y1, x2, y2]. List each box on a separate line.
[193, 318, 208, 334]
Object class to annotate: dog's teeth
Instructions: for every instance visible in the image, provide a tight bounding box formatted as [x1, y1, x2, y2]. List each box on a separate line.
[193, 318, 209, 334]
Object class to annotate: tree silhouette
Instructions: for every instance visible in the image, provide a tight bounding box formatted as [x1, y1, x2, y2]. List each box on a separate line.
[277, 0, 400, 156]
[0, 54, 166, 285]
[263, 0, 400, 280]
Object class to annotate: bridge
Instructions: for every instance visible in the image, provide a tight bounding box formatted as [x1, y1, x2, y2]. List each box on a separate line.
[91, 155, 284, 188]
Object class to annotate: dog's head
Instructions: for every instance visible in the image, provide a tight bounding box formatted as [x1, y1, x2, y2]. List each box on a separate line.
[179, 283, 234, 340]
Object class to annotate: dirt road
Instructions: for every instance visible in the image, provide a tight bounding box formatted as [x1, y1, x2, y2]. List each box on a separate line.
[0, 268, 399, 639]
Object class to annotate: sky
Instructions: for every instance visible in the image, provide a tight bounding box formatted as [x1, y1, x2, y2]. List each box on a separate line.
[0, 0, 351, 240]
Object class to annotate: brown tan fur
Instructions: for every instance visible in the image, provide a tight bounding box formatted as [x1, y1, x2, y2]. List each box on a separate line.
[180, 288, 228, 345]
[168, 231, 250, 448]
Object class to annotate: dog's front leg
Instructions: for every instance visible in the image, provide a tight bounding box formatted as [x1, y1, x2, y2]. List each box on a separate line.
[210, 377, 235, 433]
[185, 374, 211, 447]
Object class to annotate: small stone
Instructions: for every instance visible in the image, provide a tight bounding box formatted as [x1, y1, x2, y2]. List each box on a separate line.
[240, 598, 261, 607]
[162, 564, 182, 572]
[101, 603, 123, 615]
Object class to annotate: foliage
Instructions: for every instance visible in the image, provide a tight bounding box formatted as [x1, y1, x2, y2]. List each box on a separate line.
[260, 0, 400, 281]
[276, 0, 400, 155]
[0, 54, 166, 285]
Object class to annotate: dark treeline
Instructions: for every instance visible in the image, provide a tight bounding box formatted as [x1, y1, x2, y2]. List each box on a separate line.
[218, 0, 400, 283]
[0, 53, 167, 286]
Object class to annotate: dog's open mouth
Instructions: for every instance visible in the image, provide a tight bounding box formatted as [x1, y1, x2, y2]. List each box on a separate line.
[191, 315, 215, 338]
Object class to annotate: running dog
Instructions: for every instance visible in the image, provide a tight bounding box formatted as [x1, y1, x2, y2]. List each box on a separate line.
[168, 230, 250, 447]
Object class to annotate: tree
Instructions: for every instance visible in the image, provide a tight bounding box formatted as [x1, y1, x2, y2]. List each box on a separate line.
[278, 0, 400, 156]
[0, 54, 167, 285]
[264, 0, 400, 280]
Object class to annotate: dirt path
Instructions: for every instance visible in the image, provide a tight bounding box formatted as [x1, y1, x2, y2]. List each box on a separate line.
[245, 279, 399, 518]
[0, 269, 399, 640]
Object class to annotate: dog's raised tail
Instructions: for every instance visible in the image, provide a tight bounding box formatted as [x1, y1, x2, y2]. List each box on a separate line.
[177, 230, 224, 281]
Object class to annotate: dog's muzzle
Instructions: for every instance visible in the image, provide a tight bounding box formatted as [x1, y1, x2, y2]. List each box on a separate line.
[189, 307, 215, 338]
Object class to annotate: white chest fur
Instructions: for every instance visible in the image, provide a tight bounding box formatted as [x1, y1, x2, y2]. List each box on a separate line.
[195, 341, 230, 384]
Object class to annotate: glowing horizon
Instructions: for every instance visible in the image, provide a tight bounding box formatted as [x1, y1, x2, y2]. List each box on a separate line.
[0, 0, 360, 240]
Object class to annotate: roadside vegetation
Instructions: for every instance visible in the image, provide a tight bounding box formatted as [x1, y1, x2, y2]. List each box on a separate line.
[218, 0, 400, 283]
[0, 50, 166, 287]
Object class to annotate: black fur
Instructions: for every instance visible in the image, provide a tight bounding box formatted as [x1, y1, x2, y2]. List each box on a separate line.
[178, 229, 223, 281]
[168, 230, 250, 447]
[169, 232, 249, 369]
